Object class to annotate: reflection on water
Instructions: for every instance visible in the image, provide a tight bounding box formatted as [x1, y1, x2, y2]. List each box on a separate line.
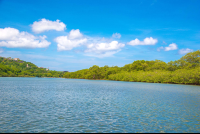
[0, 77, 199, 133]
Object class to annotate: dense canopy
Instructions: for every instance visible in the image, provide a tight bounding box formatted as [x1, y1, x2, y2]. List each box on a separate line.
[63, 50, 200, 85]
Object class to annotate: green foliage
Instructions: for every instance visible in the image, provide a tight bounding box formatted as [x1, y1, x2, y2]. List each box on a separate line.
[108, 68, 200, 85]
[1, 50, 200, 85]
[0, 57, 64, 78]
[179, 50, 200, 68]
[63, 50, 200, 85]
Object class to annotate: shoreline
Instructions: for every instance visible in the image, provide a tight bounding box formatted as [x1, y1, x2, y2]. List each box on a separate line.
[1, 76, 200, 86]
[67, 78, 200, 86]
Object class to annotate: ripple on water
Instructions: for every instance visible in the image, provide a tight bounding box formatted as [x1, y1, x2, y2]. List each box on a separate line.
[0, 77, 200, 133]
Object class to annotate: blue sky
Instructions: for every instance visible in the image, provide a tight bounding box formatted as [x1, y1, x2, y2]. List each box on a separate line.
[0, 0, 199, 71]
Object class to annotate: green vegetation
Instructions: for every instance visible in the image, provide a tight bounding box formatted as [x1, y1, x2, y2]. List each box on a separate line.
[0, 57, 64, 77]
[63, 50, 200, 85]
[1, 50, 200, 85]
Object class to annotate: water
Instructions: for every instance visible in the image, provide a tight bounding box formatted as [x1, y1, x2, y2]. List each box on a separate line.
[0, 77, 199, 133]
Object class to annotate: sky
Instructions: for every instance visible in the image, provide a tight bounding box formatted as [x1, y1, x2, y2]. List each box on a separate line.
[0, 0, 200, 71]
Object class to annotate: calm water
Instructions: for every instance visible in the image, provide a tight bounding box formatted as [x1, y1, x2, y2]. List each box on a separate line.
[0, 77, 199, 133]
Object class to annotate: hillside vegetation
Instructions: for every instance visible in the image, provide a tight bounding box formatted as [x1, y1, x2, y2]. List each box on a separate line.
[0, 57, 64, 77]
[63, 50, 200, 85]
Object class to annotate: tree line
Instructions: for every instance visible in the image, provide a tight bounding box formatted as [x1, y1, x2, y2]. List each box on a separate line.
[63, 50, 200, 85]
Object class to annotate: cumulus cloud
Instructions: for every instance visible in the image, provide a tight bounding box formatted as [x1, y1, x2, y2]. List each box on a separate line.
[84, 41, 125, 58]
[127, 37, 158, 46]
[55, 36, 87, 51]
[164, 43, 178, 51]
[0, 27, 51, 48]
[85, 41, 125, 53]
[31, 18, 66, 33]
[55, 30, 125, 57]
[84, 34, 125, 57]
[68, 29, 83, 39]
[112, 33, 121, 39]
[0, 27, 19, 40]
[55, 29, 87, 51]
[178, 48, 193, 55]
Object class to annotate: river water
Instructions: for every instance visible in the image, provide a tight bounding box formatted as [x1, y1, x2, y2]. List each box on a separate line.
[0, 77, 199, 132]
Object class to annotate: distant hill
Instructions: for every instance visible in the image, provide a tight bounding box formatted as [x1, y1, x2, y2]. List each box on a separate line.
[0, 57, 64, 77]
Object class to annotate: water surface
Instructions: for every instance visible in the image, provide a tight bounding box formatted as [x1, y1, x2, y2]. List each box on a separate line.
[0, 77, 199, 132]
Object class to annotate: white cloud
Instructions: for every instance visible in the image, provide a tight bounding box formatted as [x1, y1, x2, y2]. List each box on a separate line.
[0, 27, 51, 48]
[0, 27, 19, 40]
[31, 18, 66, 33]
[178, 48, 193, 55]
[55, 32, 87, 51]
[164, 43, 178, 51]
[112, 33, 121, 39]
[84, 41, 125, 58]
[69, 29, 83, 39]
[157, 46, 164, 51]
[127, 37, 158, 46]
[85, 41, 125, 53]
[55, 30, 125, 57]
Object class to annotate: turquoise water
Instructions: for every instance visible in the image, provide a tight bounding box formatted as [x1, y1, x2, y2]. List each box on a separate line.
[0, 77, 199, 133]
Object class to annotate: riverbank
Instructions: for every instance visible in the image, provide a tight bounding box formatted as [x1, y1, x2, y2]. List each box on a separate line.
[64, 68, 200, 86]
[63, 77, 200, 86]
[1, 76, 199, 86]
